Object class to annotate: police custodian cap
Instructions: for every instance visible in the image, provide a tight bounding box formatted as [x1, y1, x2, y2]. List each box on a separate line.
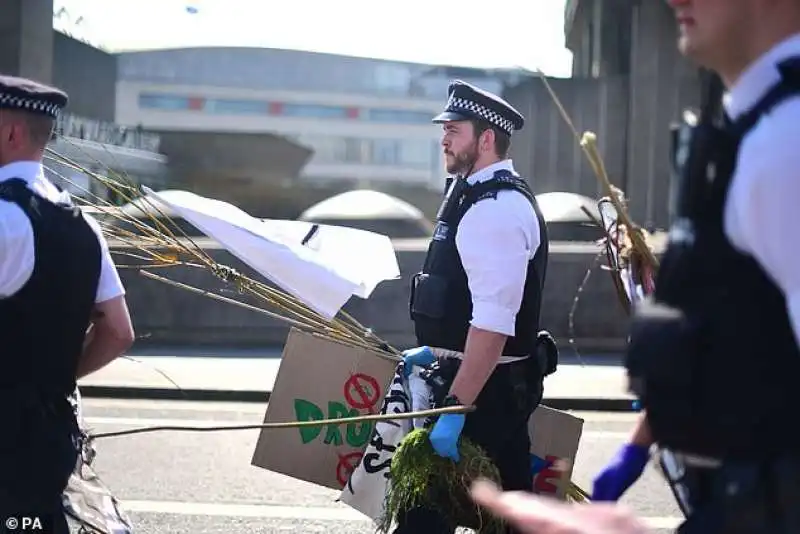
[432, 80, 524, 136]
[0, 74, 68, 119]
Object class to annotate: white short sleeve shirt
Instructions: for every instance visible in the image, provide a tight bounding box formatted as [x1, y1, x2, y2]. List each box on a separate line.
[0, 161, 125, 303]
[455, 159, 541, 337]
[722, 33, 800, 347]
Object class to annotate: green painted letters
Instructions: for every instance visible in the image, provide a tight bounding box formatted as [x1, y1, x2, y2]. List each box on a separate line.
[346, 410, 372, 448]
[293, 399, 324, 444]
[323, 401, 350, 446]
[293, 398, 375, 448]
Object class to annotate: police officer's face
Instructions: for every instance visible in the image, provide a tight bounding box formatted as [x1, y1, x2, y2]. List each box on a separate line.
[666, 0, 760, 73]
[441, 121, 479, 175]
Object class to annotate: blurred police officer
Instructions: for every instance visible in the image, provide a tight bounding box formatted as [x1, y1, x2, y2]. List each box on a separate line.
[476, 0, 800, 533]
[0, 74, 135, 533]
[396, 80, 555, 534]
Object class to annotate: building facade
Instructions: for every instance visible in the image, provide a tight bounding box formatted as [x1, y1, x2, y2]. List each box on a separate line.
[113, 47, 525, 191]
[533, 0, 702, 229]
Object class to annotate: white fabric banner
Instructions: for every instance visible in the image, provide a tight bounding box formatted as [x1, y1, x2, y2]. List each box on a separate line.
[339, 363, 431, 522]
[142, 188, 401, 320]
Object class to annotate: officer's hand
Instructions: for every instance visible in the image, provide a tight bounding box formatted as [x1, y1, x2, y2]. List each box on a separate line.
[429, 413, 465, 461]
[401, 346, 436, 377]
[591, 443, 650, 501]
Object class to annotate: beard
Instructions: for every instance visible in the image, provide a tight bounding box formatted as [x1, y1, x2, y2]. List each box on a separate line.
[445, 143, 479, 176]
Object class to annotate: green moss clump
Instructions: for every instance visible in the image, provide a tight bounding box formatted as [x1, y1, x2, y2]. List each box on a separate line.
[377, 427, 506, 534]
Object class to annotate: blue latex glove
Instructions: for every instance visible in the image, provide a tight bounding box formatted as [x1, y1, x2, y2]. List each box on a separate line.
[401, 346, 435, 377]
[429, 413, 466, 461]
[591, 443, 650, 501]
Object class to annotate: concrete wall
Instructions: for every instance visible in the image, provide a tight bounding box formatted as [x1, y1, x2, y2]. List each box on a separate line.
[113, 242, 648, 354]
[0, 0, 53, 82]
[567, 0, 632, 79]
[624, 0, 701, 228]
[503, 75, 629, 202]
[151, 130, 311, 217]
[554, 0, 703, 230]
[52, 31, 117, 122]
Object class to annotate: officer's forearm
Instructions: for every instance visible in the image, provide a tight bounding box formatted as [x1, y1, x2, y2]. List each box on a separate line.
[448, 326, 506, 405]
[77, 326, 130, 378]
[630, 411, 654, 447]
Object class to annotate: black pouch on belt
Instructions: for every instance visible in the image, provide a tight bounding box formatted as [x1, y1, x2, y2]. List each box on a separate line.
[536, 330, 558, 377]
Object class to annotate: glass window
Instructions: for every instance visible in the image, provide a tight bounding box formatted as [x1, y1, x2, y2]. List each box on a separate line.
[297, 135, 336, 163]
[370, 139, 400, 165]
[399, 140, 433, 169]
[138, 94, 192, 110]
[373, 64, 410, 94]
[342, 138, 364, 163]
[431, 141, 444, 175]
[282, 103, 349, 119]
[298, 135, 364, 164]
[366, 109, 433, 124]
[206, 99, 268, 114]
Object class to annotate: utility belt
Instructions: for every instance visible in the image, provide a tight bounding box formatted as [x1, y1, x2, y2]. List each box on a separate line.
[0, 383, 79, 451]
[427, 329, 558, 373]
[657, 448, 800, 534]
[418, 340, 549, 420]
[0, 383, 80, 495]
[0, 382, 75, 418]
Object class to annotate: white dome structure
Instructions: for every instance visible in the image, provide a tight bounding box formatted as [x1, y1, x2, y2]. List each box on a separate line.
[534, 191, 601, 223]
[299, 190, 426, 221]
[533, 191, 607, 241]
[299, 190, 433, 238]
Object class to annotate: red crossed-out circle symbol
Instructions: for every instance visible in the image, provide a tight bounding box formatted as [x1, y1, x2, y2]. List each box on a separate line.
[336, 451, 364, 487]
[343, 373, 380, 414]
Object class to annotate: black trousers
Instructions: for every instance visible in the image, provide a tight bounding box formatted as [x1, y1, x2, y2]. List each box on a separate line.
[0, 395, 79, 534]
[392, 358, 543, 534]
[672, 455, 800, 534]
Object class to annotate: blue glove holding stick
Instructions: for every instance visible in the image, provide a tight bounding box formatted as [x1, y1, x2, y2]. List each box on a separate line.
[429, 412, 465, 461]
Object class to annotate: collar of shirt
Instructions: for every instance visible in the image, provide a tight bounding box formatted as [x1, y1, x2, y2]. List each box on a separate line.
[465, 159, 515, 185]
[0, 160, 66, 201]
[724, 32, 800, 120]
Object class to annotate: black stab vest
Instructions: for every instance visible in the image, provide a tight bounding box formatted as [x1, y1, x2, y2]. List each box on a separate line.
[625, 57, 800, 459]
[409, 169, 549, 357]
[0, 178, 102, 398]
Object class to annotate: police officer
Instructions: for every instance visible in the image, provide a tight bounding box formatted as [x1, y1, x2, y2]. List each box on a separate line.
[395, 80, 554, 534]
[468, 0, 800, 533]
[0, 75, 135, 533]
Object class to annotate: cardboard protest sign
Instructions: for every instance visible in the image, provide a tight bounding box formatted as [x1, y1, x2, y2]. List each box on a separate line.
[250, 328, 397, 490]
[528, 405, 584, 500]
